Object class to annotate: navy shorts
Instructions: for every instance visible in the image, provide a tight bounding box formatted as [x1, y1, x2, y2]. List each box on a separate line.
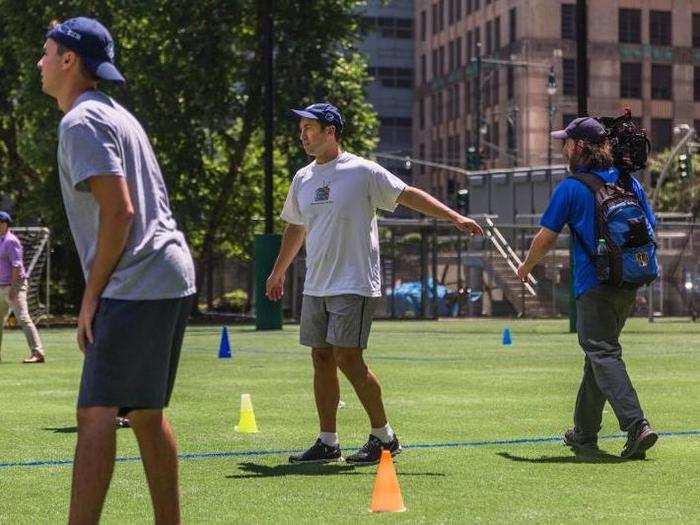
[77, 295, 194, 415]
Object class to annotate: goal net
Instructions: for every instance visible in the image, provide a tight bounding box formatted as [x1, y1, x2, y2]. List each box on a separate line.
[11, 227, 51, 323]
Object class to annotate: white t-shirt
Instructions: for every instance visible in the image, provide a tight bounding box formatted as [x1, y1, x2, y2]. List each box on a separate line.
[281, 151, 407, 297]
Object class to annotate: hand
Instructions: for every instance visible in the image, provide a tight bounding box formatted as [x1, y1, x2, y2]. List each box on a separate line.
[77, 293, 99, 354]
[452, 215, 484, 236]
[266, 271, 285, 302]
[516, 263, 531, 283]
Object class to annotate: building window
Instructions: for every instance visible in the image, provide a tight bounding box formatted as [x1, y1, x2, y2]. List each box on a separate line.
[563, 114, 577, 128]
[448, 0, 454, 25]
[363, 17, 413, 39]
[420, 10, 426, 41]
[439, 45, 445, 75]
[620, 63, 642, 98]
[437, 91, 444, 123]
[419, 144, 425, 174]
[466, 30, 473, 62]
[367, 67, 414, 88]
[475, 27, 481, 53]
[492, 69, 500, 106]
[439, 0, 445, 32]
[651, 64, 672, 100]
[431, 94, 437, 123]
[695, 67, 700, 101]
[456, 37, 462, 69]
[561, 4, 576, 40]
[465, 80, 471, 115]
[379, 117, 412, 147]
[447, 87, 454, 120]
[466, 0, 472, 15]
[651, 119, 672, 151]
[492, 122, 499, 149]
[619, 9, 641, 44]
[507, 120, 516, 153]
[455, 0, 461, 21]
[562, 58, 576, 96]
[694, 14, 700, 48]
[649, 10, 672, 46]
[474, 0, 480, 12]
[486, 20, 493, 55]
[507, 66, 514, 100]
[421, 54, 427, 85]
[494, 17, 501, 52]
[432, 49, 438, 78]
[509, 8, 517, 44]
[432, 3, 438, 35]
[419, 98, 425, 130]
[454, 84, 460, 117]
[448, 40, 455, 72]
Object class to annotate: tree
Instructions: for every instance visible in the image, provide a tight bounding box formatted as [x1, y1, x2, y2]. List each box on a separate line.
[0, 0, 378, 312]
[647, 149, 700, 218]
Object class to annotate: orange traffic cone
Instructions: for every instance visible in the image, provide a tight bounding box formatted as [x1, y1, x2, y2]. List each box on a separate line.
[369, 449, 406, 513]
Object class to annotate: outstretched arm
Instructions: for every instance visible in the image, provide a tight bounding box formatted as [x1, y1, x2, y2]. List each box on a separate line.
[397, 186, 484, 236]
[516, 227, 559, 281]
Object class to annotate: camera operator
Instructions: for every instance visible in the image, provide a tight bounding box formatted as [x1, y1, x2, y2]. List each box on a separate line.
[516, 116, 658, 460]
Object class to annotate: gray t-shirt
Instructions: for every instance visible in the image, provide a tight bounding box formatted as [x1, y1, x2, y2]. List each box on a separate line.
[57, 90, 195, 300]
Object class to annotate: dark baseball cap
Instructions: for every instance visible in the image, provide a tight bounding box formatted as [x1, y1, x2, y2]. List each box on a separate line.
[551, 116, 607, 143]
[0, 211, 12, 224]
[291, 103, 344, 134]
[46, 17, 125, 85]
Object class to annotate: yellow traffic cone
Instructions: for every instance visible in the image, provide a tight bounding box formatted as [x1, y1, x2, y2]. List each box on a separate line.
[369, 449, 406, 513]
[234, 393, 259, 433]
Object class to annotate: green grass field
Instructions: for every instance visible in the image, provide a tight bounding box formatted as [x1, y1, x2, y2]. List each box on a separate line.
[0, 319, 699, 524]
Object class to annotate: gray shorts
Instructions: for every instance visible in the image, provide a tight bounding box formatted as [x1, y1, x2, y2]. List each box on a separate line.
[300, 294, 378, 349]
[77, 295, 194, 415]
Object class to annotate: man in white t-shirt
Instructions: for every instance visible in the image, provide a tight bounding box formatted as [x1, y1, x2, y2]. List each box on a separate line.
[266, 103, 483, 465]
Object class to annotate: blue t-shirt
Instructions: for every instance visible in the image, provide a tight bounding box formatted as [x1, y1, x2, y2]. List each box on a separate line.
[540, 167, 656, 298]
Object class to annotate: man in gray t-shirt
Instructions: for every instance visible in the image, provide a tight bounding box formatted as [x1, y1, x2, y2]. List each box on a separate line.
[39, 17, 193, 524]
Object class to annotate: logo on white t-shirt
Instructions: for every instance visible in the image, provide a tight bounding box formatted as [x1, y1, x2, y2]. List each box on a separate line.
[313, 180, 331, 203]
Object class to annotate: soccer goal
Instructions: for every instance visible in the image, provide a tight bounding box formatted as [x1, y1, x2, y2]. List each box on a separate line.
[11, 227, 51, 323]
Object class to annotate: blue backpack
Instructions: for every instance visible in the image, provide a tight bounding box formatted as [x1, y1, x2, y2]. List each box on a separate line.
[569, 172, 659, 288]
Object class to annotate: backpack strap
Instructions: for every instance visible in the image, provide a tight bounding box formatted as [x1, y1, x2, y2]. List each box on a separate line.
[567, 172, 605, 194]
[565, 172, 604, 261]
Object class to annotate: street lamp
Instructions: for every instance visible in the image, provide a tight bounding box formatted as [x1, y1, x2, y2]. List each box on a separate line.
[547, 66, 557, 167]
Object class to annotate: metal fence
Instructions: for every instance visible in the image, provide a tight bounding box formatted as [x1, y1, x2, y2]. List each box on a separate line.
[283, 215, 698, 320]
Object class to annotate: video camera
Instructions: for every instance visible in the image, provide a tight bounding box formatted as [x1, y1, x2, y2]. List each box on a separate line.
[597, 108, 651, 175]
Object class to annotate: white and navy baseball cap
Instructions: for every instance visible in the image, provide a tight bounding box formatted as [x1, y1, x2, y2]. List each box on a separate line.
[291, 103, 344, 134]
[46, 17, 125, 85]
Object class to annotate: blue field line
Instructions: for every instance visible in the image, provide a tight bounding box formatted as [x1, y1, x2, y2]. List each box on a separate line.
[1, 430, 698, 471]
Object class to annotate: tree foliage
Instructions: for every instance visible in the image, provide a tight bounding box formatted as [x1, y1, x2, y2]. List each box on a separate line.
[647, 150, 700, 218]
[0, 0, 378, 312]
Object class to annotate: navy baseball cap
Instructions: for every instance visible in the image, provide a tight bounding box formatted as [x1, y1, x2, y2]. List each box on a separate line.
[291, 103, 344, 134]
[551, 117, 607, 143]
[46, 17, 125, 85]
[0, 211, 11, 224]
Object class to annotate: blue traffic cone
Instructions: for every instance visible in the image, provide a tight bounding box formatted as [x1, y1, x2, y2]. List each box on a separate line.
[502, 328, 512, 346]
[218, 326, 232, 358]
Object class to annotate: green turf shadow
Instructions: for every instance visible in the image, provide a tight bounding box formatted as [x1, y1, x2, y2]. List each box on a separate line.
[226, 461, 447, 479]
[496, 451, 640, 464]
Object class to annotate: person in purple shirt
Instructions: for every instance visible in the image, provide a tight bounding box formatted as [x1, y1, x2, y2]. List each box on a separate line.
[0, 211, 45, 363]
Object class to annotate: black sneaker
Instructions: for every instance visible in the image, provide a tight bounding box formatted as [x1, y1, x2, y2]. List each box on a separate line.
[289, 439, 342, 464]
[345, 434, 401, 465]
[115, 417, 131, 428]
[621, 420, 658, 460]
[563, 428, 599, 451]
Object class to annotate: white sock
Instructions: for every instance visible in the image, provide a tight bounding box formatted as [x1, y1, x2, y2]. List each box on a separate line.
[371, 423, 395, 444]
[319, 432, 339, 447]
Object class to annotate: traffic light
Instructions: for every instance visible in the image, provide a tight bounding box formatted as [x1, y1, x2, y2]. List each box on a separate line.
[677, 152, 692, 179]
[466, 146, 481, 170]
[456, 189, 470, 216]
